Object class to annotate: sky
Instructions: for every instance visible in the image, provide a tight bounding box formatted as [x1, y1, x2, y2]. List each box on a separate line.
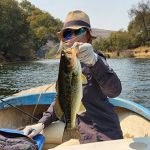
[21, 0, 143, 31]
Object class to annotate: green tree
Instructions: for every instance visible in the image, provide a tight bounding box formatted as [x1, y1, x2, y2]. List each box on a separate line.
[93, 38, 110, 52]
[0, 0, 29, 57]
[20, 0, 63, 50]
[92, 40, 101, 51]
[0, 0, 63, 61]
[99, 38, 110, 52]
[109, 30, 131, 51]
[128, 0, 150, 46]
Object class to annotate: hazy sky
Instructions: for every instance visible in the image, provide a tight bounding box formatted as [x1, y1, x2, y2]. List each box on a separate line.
[27, 0, 142, 31]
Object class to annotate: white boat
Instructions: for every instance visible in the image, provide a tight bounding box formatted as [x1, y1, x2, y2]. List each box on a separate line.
[0, 84, 150, 150]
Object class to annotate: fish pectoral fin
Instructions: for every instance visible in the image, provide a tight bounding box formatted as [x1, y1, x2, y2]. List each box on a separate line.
[54, 97, 64, 119]
[81, 73, 87, 84]
[78, 103, 86, 114]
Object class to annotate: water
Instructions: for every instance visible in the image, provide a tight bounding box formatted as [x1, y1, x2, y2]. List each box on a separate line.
[107, 58, 150, 109]
[0, 58, 150, 109]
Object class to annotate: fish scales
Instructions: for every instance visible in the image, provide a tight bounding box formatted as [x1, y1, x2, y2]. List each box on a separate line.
[55, 47, 82, 141]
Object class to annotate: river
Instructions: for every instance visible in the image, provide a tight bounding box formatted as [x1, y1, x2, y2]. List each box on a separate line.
[0, 58, 150, 109]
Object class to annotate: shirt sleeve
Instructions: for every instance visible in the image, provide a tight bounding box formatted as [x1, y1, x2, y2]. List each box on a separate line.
[89, 53, 122, 98]
[38, 101, 58, 128]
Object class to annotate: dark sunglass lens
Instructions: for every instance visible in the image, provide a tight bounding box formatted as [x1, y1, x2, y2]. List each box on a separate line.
[74, 28, 86, 36]
[63, 30, 72, 40]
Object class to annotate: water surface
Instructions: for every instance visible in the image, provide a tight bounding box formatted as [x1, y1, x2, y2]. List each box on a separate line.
[0, 58, 150, 109]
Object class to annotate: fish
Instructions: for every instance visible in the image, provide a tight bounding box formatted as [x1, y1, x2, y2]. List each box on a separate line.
[55, 46, 83, 141]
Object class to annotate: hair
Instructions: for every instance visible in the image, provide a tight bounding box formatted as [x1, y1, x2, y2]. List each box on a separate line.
[86, 29, 92, 44]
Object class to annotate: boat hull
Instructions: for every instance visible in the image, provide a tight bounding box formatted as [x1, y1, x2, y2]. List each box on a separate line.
[0, 84, 150, 149]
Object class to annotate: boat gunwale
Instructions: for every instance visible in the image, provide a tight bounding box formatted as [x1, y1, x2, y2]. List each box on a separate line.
[0, 92, 150, 120]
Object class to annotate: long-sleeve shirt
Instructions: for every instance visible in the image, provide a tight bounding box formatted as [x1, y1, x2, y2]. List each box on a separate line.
[39, 52, 123, 144]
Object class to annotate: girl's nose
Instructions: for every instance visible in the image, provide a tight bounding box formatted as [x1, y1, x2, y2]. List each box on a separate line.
[71, 32, 76, 38]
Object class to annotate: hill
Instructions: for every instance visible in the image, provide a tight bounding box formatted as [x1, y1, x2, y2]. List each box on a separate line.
[92, 28, 114, 38]
[38, 28, 115, 59]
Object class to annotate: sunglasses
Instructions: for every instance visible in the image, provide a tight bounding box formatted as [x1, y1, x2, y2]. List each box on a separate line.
[63, 28, 86, 41]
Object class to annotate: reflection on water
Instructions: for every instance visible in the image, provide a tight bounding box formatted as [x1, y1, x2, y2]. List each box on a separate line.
[0, 58, 150, 109]
[0, 60, 59, 98]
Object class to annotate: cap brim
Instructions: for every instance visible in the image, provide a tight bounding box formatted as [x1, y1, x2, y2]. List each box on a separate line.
[90, 32, 97, 39]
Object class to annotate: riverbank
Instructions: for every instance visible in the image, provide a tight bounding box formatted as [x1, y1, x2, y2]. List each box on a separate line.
[1, 46, 150, 64]
[104, 46, 150, 58]
[0, 50, 37, 64]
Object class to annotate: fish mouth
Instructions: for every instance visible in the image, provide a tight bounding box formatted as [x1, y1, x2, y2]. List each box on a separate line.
[61, 48, 78, 70]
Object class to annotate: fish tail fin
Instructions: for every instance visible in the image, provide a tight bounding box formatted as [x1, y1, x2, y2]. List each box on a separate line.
[62, 128, 80, 142]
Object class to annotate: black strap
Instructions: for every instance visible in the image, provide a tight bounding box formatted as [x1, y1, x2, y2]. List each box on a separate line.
[64, 20, 91, 28]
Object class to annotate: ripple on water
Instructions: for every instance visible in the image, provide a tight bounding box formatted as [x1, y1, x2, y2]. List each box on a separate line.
[0, 58, 150, 109]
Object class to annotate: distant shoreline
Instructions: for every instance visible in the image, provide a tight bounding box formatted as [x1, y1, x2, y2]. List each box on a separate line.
[0, 46, 150, 64]
[104, 46, 150, 58]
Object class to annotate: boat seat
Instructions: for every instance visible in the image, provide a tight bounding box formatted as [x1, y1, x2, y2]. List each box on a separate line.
[116, 107, 150, 138]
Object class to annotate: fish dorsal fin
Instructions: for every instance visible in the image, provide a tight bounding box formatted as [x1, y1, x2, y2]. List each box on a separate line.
[81, 73, 87, 84]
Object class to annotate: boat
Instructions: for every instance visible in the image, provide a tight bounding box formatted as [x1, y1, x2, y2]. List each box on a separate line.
[0, 84, 150, 150]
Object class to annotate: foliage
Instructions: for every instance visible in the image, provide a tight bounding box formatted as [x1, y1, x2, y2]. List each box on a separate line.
[93, 30, 131, 52]
[109, 30, 131, 51]
[128, 0, 150, 46]
[20, 0, 63, 49]
[0, 0, 29, 56]
[93, 38, 110, 52]
[1, 0, 149, 61]
[93, 0, 150, 52]
[0, 0, 63, 61]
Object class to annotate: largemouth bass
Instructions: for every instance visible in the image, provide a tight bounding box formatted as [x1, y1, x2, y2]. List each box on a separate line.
[55, 47, 83, 141]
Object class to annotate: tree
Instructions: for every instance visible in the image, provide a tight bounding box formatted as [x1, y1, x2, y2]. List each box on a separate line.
[20, 0, 63, 50]
[128, 0, 150, 46]
[109, 30, 131, 51]
[0, 0, 63, 61]
[0, 0, 29, 57]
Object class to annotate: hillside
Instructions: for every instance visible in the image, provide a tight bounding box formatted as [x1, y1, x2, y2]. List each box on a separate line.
[92, 28, 114, 38]
[39, 28, 115, 59]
